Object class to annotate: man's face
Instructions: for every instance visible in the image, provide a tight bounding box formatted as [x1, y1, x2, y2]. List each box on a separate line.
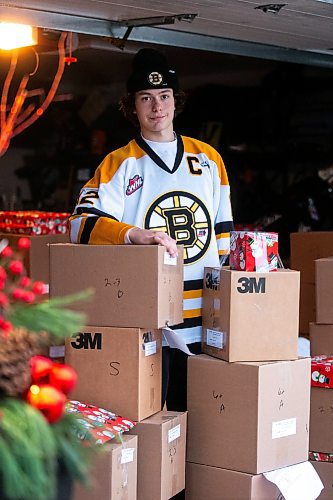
[134, 88, 175, 139]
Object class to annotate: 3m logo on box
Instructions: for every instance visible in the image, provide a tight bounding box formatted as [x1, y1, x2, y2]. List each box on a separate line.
[71, 332, 102, 350]
[237, 277, 266, 294]
[205, 270, 220, 290]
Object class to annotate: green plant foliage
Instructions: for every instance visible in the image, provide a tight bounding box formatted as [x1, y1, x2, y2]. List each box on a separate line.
[52, 412, 95, 486]
[0, 398, 56, 500]
[8, 290, 93, 344]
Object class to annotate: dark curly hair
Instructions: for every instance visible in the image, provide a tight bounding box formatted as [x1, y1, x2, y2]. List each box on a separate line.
[119, 89, 187, 127]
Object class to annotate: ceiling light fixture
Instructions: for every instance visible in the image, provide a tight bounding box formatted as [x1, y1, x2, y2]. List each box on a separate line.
[117, 13, 198, 49]
[0, 22, 38, 50]
[255, 4, 287, 14]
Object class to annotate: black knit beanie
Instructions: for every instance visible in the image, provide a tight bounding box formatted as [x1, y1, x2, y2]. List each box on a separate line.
[126, 48, 179, 93]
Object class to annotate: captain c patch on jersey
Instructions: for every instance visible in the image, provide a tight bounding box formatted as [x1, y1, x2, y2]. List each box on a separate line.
[126, 174, 143, 196]
[144, 191, 212, 265]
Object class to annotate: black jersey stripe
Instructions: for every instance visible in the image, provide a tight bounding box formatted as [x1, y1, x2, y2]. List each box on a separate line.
[214, 221, 234, 234]
[184, 279, 203, 292]
[135, 134, 184, 174]
[75, 207, 119, 221]
[172, 316, 202, 330]
[80, 216, 99, 244]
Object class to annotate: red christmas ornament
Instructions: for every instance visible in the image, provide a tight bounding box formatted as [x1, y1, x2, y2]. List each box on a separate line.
[27, 384, 66, 423]
[49, 363, 77, 395]
[8, 260, 24, 275]
[30, 355, 53, 384]
[18, 237, 31, 250]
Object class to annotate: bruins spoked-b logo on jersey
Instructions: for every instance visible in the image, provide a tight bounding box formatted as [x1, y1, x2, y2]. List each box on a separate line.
[144, 191, 212, 264]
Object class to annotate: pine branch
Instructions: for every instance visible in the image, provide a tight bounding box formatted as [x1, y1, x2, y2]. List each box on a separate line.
[8, 291, 93, 344]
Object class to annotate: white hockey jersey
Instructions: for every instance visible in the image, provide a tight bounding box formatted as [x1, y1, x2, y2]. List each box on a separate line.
[69, 134, 233, 344]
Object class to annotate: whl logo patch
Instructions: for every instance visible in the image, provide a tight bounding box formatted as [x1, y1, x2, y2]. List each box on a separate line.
[126, 174, 143, 195]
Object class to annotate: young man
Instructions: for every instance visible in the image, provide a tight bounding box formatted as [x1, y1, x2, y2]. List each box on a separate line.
[69, 48, 233, 412]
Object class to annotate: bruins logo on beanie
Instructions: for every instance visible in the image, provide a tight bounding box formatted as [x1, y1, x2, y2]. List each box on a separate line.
[127, 48, 179, 93]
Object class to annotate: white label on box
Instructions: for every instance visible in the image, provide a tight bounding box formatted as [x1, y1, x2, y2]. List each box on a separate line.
[49, 345, 65, 358]
[213, 298, 220, 310]
[272, 418, 297, 439]
[206, 329, 224, 349]
[143, 340, 157, 356]
[164, 252, 177, 266]
[121, 448, 135, 464]
[168, 424, 181, 443]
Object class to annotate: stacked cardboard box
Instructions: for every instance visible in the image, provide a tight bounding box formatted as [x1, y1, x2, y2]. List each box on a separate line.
[186, 235, 313, 499]
[309, 257, 333, 497]
[50, 243, 186, 499]
[73, 435, 138, 500]
[290, 231, 333, 335]
[0, 232, 69, 283]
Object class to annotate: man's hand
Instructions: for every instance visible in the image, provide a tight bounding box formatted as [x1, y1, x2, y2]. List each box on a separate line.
[128, 227, 178, 257]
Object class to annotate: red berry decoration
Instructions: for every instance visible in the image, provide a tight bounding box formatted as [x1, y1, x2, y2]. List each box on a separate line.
[32, 281, 45, 295]
[18, 237, 31, 250]
[49, 363, 77, 395]
[0, 316, 12, 332]
[19, 276, 31, 288]
[1, 246, 13, 258]
[30, 356, 53, 384]
[0, 292, 8, 308]
[27, 384, 66, 423]
[11, 288, 25, 300]
[8, 260, 24, 275]
[0, 266, 7, 280]
[21, 291, 36, 303]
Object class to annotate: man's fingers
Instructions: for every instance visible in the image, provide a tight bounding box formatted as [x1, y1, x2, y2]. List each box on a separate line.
[128, 228, 178, 257]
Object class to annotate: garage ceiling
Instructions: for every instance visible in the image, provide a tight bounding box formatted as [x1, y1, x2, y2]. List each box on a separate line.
[1, 0, 333, 67]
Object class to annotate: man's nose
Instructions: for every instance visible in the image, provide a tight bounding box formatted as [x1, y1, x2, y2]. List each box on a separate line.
[152, 98, 162, 111]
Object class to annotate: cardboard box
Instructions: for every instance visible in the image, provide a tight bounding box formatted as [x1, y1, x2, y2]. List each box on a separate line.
[290, 231, 333, 285]
[310, 323, 333, 356]
[129, 411, 186, 500]
[300, 282, 316, 335]
[187, 355, 310, 474]
[73, 435, 137, 500]
[316, 258, 333, 324]
[50, 244, 183, 329]
[185, 462, 281, 500]
[0, 232, 69, 283]
[290, 232, 333, 334]
[65, 327, 162, 422]
[312, 461, 333, 500]
[310, 387, 333, 454]
[202, 268, 299, 362]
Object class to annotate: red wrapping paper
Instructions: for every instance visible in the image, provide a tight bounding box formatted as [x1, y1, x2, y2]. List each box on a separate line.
[230, 231, 279, 272]
[311, 355, 333, 389]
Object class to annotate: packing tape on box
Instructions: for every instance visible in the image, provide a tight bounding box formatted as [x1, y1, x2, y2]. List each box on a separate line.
[119, 440, 135, 499]
[172, 473, 178, 497]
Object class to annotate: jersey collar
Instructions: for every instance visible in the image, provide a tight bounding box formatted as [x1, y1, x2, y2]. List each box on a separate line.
[135, 133, 184, 174]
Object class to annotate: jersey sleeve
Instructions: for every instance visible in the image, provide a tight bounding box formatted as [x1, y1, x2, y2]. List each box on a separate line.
[69, 154, 134, 245]
[212, 154, 234, 256]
